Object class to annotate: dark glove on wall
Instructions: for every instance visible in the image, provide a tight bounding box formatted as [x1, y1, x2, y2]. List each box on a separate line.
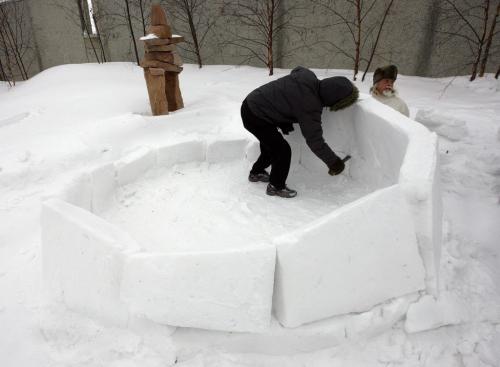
[279, 123, 294, 135]
[328, 158, 345, 176]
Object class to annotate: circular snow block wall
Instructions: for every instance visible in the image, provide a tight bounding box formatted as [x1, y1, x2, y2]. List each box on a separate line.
[41, 96, 441, 334]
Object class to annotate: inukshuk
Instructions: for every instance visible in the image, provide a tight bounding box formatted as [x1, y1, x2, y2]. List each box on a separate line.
[140, 5, 184, 115]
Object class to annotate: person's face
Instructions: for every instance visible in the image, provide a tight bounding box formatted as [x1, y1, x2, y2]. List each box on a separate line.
[376, 78, 394, 94]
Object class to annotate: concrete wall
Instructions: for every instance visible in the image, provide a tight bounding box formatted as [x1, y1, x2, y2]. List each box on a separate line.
[2, 0, 499, 79]
[27, 0, 88, 71]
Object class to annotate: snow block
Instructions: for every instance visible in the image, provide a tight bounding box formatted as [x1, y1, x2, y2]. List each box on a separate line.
[206, 138, 247, 163]
[284, 131, 302, 167]
[115, 147, 156, 186]
[348, 100, 410, 185]
[60, 172, 92, 211]
[89, 163, 116, 213]
[245, 140, 260, 163]
[121, 246, 276, 332]
[296, 106, 358, 174]
[273, 185, 426, 328]
[399, 131, 442, 295]
[415, 109, 468, 142]
[157, 140, 206, 167]
[41, 198, 139, 326]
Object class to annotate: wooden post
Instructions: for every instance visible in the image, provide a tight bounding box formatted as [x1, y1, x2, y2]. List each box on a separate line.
[144, 68, 168, 115]
[165, 72, 184, 111]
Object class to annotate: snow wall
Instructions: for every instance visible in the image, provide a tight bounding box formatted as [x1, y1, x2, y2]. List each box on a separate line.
[41, 97, 441, 332]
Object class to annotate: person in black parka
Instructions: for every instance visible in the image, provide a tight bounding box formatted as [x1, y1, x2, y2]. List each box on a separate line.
[241, 66, 359, 198]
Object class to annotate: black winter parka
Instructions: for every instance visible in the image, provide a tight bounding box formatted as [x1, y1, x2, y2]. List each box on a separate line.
[245, 66, 354, 169]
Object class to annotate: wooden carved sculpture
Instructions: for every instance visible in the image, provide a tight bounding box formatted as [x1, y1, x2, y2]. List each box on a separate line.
[140, 5, 184, 115]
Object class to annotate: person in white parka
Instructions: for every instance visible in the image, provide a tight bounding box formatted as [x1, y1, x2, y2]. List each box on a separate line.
[370, 65, 410, 117]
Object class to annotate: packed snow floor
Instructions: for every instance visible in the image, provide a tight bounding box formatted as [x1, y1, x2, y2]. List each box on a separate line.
[101, 161, 371, 253]
[0, 63, 499, 366]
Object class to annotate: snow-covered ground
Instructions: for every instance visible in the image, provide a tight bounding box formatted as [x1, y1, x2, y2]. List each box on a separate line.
[100, 160, 373, 253]
[0, 63, 499, 366]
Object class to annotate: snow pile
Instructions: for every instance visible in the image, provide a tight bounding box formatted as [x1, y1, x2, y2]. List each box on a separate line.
[415, 109, 469, 141]
[405, 293, 468, 333]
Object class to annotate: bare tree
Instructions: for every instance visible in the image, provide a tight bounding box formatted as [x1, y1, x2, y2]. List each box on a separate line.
[137, 0, 148, 35]
[124, 0, 140, 63]
[479, 1, 500, 76]
[0, 11, 16, 83]
[103, 0, 156, 64]
[0, 0, 36, 82]
[438, 0, 500, 81]
[0, 54, 10, 86]
[221, 0, 304, 76]
[362, 0, 395, 81]
[76, 0, 101, 63]
[88, 1, 107, 62]
[311, 0, 398, 81]
[160, 0, 217, 68]
[0, 26, 15, 84]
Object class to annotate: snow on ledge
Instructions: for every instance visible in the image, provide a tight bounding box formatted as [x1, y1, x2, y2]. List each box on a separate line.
[140, 33, 158, 41]
[41, 101, 441, 335]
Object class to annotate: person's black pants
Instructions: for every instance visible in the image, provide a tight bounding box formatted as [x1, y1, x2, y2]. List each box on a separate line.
[241, 99, 291, 189]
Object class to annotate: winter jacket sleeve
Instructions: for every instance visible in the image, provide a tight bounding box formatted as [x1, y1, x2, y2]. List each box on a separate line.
[290, 68, 341, 168]
[298, 113, 340, 168]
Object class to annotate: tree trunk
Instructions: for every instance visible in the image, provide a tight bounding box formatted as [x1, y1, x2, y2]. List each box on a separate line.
[0, 7, 28, 79]
[185, 3, 203, 68]
[353, 0, 361, 81]
[470, 0, 490, 81]
[362, 0, 395, 81]
[0, 53, 5, 80]
[479, 2, 499, 77]
[139, 0, 146, 36]
[76, 0, 86, 34]
[124, 0, 140, 64]
[0, 51, 11, 85]
[496, 64, 500, 78]
[267, 0, 275, 76]
[0, 23, 19, 80]
[92, 12, 107, 62]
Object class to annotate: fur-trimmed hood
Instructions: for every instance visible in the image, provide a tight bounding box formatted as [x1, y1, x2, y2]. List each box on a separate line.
[319, 76, 359, 111]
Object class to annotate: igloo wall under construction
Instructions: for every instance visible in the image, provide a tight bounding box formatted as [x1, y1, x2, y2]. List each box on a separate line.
[41, 97, 441, 332]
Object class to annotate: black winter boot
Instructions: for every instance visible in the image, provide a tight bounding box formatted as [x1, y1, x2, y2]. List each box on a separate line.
[248, 171, 270, 183]
[266, 183, 297, 198]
